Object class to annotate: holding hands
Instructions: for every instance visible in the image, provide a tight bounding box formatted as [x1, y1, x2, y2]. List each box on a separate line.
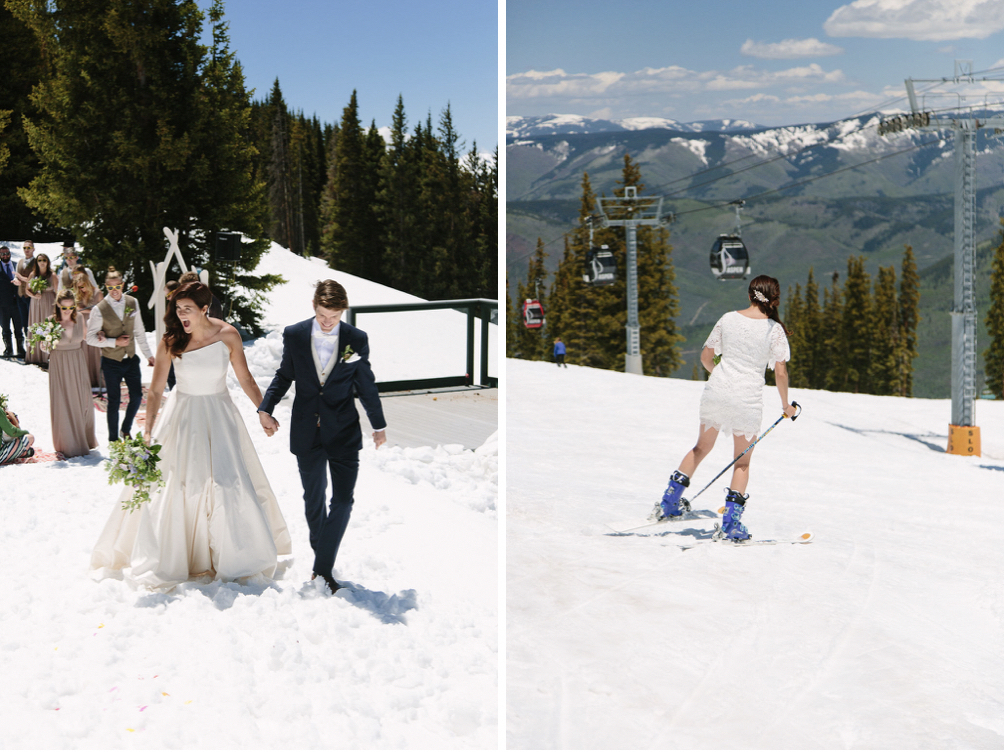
[258, 411, 279, 437]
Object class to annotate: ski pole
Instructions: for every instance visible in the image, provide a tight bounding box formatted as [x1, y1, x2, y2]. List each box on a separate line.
[685, 401, 801, 506]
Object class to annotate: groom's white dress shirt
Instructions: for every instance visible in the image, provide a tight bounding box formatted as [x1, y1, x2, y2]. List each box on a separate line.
[311, 318, 339, 370]
[311, 318, 386, 432]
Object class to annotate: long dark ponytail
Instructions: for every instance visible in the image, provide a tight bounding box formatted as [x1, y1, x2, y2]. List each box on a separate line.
[748, 275, 788, 335]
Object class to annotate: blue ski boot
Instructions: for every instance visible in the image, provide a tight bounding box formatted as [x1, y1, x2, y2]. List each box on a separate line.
[718, 489, 751, 541]
[649, 470, 691, 521]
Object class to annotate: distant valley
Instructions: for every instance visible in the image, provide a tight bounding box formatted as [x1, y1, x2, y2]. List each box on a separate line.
[506, 113, 1004, 399]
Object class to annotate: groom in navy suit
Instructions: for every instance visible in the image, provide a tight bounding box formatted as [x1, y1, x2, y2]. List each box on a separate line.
[258, 280, 386, 594]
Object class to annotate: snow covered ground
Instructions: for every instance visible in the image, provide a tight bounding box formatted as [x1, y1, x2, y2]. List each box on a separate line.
[507, 358, 1004, 749]
[0, 242, 498, 748]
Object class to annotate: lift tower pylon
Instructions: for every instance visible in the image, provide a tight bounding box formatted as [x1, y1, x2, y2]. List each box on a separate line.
[594, 186, 672, 375]
[881, 64, 1004, 455]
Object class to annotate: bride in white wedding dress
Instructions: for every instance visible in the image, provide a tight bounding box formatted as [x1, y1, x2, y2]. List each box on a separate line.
[90, 281, 291, 590]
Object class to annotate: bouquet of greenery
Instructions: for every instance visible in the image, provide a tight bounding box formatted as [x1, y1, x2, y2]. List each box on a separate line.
[106, 435, 163, 512]
[28, 276, 49, 294]
[27, 319, 64, 352]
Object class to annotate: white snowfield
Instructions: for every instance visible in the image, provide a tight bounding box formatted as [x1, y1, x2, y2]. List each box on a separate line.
[507, 357, 1004, 749]
[0, 242, 497, 748]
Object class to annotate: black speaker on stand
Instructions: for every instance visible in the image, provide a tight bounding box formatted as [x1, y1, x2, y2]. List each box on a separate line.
[214, 231, 242, 263]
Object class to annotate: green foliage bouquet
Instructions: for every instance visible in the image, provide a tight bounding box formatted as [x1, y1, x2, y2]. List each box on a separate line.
[28, 276, 49, 294]
[27, 319, 64, 352]
[106, 436, 163, 512]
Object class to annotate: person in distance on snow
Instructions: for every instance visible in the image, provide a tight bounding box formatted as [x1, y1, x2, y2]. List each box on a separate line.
[553, 337, 567, 368]
[652, 275, 794, 541]
[257, 279, 387, 596]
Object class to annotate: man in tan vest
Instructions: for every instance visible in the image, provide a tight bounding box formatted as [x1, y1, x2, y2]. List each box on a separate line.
[85, 267, 155, 442]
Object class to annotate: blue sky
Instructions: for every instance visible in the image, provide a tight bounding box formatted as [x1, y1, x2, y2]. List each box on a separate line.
[507, 0, 1004, 126]
[195, 0, 499, 155]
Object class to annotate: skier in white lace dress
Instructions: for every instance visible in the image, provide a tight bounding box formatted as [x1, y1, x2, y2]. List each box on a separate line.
[653, 275, 794, 540]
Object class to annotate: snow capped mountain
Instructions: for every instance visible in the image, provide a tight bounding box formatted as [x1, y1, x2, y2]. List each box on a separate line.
[506, 114, 765, 140]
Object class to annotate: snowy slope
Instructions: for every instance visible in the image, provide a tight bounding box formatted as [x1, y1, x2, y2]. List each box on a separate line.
[0, 242, 498, 748]
[507, 358, 1004, 749]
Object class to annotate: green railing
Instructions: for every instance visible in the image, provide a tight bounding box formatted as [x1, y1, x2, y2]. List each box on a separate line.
[346, 298, 498, 392]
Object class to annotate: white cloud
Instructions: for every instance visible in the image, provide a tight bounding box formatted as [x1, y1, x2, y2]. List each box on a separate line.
[507, 64, 845, 100]
[740, 37, 844, 59]
[824, 0, 1004, 41]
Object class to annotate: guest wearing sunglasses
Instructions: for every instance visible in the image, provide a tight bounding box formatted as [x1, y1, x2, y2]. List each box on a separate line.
[44, 290, 97, 457]
[85, 266, 155, 442]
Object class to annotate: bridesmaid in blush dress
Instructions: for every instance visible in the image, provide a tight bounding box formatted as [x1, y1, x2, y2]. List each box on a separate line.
[26, 253, 57, 367]
[46, 289, 97, 458]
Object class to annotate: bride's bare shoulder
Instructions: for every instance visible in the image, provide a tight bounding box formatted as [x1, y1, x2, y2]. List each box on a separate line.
[217, 322, 242, 353]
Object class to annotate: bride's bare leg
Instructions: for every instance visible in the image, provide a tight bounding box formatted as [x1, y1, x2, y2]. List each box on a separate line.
[678, 424, 718, 477]
[729, 432, 754, 494]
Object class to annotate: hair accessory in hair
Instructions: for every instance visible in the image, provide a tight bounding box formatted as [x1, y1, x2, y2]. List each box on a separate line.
[753, 289, 769, 304]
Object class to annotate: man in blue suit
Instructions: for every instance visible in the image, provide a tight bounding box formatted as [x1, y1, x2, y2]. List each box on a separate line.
[258, 280, 387, 594]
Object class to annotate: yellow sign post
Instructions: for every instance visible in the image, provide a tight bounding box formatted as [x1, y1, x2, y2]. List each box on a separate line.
[947, 424, 981, 456]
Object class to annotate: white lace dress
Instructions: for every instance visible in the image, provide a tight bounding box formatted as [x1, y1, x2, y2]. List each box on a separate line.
[699, 311, 791, 440]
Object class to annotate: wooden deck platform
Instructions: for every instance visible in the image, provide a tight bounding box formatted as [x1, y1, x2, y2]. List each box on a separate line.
[356, 388, 498, 450]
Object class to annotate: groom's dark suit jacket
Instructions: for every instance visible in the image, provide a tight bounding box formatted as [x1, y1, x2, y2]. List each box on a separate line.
[259, 318, 386, 458]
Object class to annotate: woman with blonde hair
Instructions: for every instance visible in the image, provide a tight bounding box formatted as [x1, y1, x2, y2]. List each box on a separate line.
[44, 289, 97, 457]
[71, 268, 105, 393]
[652, 275, 794, 541]
[25, 253, 56, 367]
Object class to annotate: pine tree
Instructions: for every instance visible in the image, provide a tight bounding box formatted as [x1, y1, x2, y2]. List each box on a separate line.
[512, 238, 549, 361]
[983, 229, 1004, 398]
[13, 0, 207, 280]
[834, 257, 872, 393]
[464, 142, 498, 299]
[319, 90, 383, 279]
[821, 271, 844, 391]
[505, 272, 519, 358]
[186, 0, 278, 334]
[869, 266, 900, 395]
[784, 283, 807, 387]
[802, 269, 822, 389]
[266, 79, 295, 251]
[0, 3, 64, 239]
[377, 95, 421, 291]
[897, 244, 920, 397]
[637, 221, 683, 377]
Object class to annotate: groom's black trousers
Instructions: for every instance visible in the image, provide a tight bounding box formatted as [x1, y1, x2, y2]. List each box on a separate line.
[296, 445, 359, 577]
[100, 354, 143, 441]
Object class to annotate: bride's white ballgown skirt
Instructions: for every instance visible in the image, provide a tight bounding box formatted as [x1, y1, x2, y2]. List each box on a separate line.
[90, 341, 292, 590]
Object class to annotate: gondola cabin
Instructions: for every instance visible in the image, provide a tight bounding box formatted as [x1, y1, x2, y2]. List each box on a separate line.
[709, 235, 751, 280]
[523, 299, 545, 329]
[584, 245, 617, 286]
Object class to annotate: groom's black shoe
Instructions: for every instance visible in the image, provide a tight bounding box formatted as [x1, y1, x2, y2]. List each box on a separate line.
[312, 572, 342, 594]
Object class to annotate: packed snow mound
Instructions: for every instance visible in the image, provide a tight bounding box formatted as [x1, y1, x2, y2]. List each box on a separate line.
[367, 431, 498, 517]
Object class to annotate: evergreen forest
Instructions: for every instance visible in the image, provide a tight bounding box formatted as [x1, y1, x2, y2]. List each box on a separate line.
[509, 157, 951, 401]
[0, 0, 497, 335]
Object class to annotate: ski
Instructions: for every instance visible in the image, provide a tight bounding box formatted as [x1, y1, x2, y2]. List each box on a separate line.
[674, 526, 814, 549]
[606, 506, 727, 535]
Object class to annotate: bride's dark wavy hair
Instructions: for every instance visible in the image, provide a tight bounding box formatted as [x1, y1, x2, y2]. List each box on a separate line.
[163, 281, 213, 358]
[748, 274, 789, 335]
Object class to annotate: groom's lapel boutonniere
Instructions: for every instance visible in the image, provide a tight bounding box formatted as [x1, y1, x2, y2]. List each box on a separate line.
[341, 344, 360, 364]
[123, 306, 135, 318]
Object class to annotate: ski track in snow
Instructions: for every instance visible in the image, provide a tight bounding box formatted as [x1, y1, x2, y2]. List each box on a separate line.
[0, 242, 498, 749]
[507, 358, 1004, 749]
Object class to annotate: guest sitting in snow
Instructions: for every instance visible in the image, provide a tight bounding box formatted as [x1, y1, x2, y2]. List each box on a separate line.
[0, 394, 35, 463]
